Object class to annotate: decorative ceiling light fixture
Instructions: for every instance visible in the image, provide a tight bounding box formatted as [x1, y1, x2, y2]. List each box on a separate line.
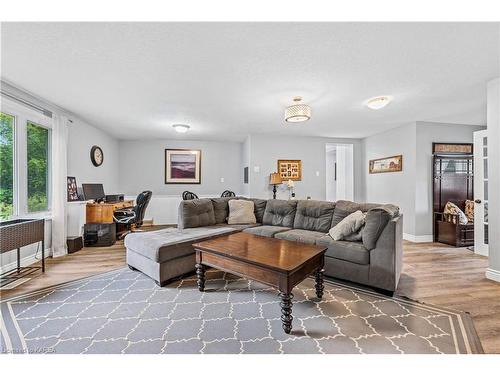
[172, 124, 190, 133]
[284, 96, 311, 123]
[365, 96, 393, 110]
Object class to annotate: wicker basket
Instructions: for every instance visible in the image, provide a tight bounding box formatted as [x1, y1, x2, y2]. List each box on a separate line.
[0, 219, 45, 253]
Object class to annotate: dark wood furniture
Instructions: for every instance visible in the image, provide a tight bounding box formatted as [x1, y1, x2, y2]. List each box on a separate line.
[192, 232, 327, 334]
[432, 143, 474, 247]
[0, 219, 45, 287]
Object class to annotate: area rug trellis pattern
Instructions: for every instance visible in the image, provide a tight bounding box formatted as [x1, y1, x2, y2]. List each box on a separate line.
[0, 268, 482, 354]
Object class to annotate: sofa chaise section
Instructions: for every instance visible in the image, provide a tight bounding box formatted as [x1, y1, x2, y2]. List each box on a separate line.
[125, 226, 239, 286]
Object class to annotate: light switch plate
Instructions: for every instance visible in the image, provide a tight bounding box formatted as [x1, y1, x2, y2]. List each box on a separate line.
[253, 166, 260, 173]
[316, 171, 320, 176]
[220, 177, 225, 183]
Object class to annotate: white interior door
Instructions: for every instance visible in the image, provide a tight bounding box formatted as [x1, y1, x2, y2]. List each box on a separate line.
[473, 130, 488, 256]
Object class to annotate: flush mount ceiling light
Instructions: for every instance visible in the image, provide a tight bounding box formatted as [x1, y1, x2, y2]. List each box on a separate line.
[284, 96, 311, 123]
[172, 124, 190, 133]
[365, 96, 393, 110]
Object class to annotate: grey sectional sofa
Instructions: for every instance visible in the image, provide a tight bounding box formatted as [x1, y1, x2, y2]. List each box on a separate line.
[125, 197, 403, 294]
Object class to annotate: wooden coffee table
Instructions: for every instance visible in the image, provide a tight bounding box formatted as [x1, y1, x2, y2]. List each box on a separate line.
[192, 232, 327, 334]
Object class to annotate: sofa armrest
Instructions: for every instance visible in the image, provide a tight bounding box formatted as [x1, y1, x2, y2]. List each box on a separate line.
[368, 214, 403, 292]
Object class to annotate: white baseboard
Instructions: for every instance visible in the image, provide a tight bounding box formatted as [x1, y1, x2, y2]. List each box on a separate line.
[486, 268, 500, 283]
[403, 233, 434, 243]
[0, 251, 49, 274]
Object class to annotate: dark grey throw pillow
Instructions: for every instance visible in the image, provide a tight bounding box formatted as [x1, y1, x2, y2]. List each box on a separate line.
[210, 197, 234, 224]
[362, 205, 400, 250]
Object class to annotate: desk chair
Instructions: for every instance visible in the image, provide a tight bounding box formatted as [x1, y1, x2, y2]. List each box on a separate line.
[182, 191, 199, 200]
[221, 190, 236, 197]
[114, 190, 152, 239]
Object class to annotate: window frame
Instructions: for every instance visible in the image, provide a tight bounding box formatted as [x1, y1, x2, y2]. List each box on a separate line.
[1, 98, 52, 220]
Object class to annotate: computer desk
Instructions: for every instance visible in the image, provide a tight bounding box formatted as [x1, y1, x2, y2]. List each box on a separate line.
[86, 200, 134, 224]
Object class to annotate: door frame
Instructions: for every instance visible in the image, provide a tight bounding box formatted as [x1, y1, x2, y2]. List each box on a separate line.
[473, 130, 488, 256]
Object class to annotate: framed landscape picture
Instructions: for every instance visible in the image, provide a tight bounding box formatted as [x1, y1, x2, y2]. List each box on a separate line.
[165, 149, 201, 184]
[369, 155, 403, 174]
[277, 159, 302, 181]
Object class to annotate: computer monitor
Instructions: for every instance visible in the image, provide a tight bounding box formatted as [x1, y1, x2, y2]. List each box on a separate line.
[82, 183, 105, 201]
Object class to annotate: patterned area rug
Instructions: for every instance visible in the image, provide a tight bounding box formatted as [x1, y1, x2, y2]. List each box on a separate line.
[1, 267, 482, 354]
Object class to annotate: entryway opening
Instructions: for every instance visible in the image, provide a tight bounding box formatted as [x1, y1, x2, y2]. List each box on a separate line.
[325, 143, 354, 202]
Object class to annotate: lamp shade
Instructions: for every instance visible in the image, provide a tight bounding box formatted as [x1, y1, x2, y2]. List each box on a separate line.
[269, 172, 282, 185]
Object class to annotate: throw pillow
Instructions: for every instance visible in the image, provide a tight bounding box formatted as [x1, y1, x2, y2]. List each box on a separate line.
[444, 201, 468, 225]
[465, 200, 475, 223]
[328, 210, 366, 241]
[227, 199, 257, 225]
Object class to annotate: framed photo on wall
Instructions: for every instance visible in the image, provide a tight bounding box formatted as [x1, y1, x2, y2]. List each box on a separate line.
[369, 155, 403, 174]
[277, 159, 302, 181]
[165, 149, 201, 184]
[67, 176, 80, 201]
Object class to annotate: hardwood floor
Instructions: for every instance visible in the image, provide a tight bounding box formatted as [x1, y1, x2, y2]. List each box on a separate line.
[399, 241, 500, 354]
[1, 234, 499, 353]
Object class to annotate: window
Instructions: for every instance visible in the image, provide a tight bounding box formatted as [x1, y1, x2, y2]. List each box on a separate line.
[27, 122, 50, 212]
[0, 99, 52, 221]
[0, 113, 15, 220]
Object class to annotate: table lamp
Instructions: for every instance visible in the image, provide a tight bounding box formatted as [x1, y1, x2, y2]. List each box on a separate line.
[269, 172, 282, 199]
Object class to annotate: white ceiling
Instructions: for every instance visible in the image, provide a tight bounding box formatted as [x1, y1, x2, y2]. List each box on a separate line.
[1, 22, 499, 141]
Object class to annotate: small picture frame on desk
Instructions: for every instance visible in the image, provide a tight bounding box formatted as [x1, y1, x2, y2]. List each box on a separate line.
[67, 176, 81, 202]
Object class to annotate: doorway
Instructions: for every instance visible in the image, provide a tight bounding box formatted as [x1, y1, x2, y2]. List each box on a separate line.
[325, 143, 354, 202]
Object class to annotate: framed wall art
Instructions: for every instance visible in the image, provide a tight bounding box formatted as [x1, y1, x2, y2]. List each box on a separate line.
[369, 155, 403, 174]
[67, 176, 80, 201]
[277, 159, 302, 181]
[165, 149, 201, 184]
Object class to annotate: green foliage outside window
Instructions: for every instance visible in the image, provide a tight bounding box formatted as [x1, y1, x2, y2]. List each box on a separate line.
[0, 114, 50, 220]
[0, 113, 14, 220]
[27, 122, 49, 213]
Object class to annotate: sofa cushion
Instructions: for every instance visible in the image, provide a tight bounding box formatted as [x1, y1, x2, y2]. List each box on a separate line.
[243, 225, 292, 238]
[274, 229, 325, 244]
[210, 197, 234, 224]
[238, 197, 268, 223]
[125, 226, 236, 263]
[316, 236, 369, 265]
[293, 200, 335, 233]
[262, 199, 297, 227]
[227, 199, 257, 224]
[362, 204, 400, 250]
[217, 223, 262, 231]
[330, 200, 361, 228]
[178, 198, 216, 229]
[328, 210, 366, 240]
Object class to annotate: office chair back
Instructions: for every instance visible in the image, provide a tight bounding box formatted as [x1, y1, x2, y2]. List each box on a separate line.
[221, 190, 236, 197]
[133, 190, 152, 227]
[182, 191, 199, 200]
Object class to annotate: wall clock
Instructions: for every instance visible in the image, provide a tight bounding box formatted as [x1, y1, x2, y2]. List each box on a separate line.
[90, 145, 104, 167]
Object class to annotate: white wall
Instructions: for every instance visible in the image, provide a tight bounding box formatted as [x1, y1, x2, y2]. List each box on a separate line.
[363, 123, 417, 237]
[118, 139, 243, 197]
[486, 78, 500, 282]
[363, 121, 485, 240]
[67, 119, 120, 194]
[246, 134, 364, 201]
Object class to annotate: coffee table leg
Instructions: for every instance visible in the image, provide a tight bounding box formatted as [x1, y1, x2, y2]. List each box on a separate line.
[195, 263, 205, 292]
[315, 269, 324, 299]
[279, 292, 293, 334]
